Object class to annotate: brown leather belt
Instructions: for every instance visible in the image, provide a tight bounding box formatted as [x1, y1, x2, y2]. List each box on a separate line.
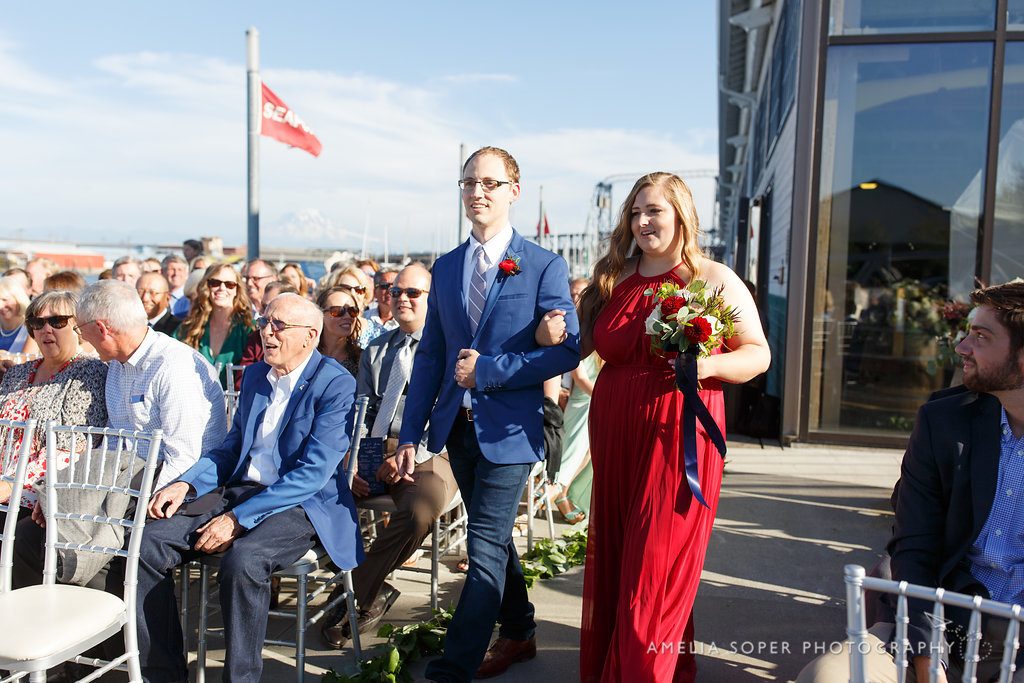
[457, 407, 474, 422]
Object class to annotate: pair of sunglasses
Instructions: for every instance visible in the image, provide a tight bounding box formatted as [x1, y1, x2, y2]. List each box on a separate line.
[256, 316, 313, 332]
[388, 287, 428, 299]
[207, 278, 238, 290]
[26, 315, 74, 331]
[323, 305, 360, 318]
[337, 283, 367, 294]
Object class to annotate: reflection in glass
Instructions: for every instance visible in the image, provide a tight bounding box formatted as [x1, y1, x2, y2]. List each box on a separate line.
[1010, 0, 1024, 29]
[811, 43, 992, 435]
[991, 43, 1024, 285]
[830, 0, 995, 35]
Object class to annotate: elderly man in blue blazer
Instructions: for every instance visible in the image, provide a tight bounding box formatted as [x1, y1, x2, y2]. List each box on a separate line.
[136, 293, 361, 683]
[396, 147, 580, 683]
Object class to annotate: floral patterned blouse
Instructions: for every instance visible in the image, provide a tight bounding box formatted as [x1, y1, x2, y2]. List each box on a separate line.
[0, 354, 108, 508]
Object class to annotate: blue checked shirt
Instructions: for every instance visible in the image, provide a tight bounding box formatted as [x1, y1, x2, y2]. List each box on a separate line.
[967, 408, 1024, 605]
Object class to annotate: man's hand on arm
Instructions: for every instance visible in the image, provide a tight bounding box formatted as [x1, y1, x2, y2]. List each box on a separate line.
[194, 512, 244, 554]
[455, 349, 479, 388]
[535, 309, 568, 347]
[394, 445, 417, 482]
[148, 481, 193, 520]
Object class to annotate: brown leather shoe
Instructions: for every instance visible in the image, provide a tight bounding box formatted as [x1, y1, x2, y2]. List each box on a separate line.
[474, 636, 537, 679]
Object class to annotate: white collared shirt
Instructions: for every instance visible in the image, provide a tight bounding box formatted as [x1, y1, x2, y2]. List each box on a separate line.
[106, 328, 227, 489]
[244, 350, 315, 485]
[461, 223, 514, 407]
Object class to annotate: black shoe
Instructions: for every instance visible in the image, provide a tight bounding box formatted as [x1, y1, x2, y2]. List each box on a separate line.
[356, 583, 401, 635]
[320, 587, 352, 649]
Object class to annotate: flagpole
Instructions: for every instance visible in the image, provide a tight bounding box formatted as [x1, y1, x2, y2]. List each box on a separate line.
[457, 143, 466, 246]
[537, 185, 544, 245]
[246, 27, 260, 261]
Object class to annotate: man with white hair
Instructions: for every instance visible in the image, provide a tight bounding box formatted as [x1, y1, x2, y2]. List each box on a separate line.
[76, 280, 226, 490]
[135, 293, 362, 683]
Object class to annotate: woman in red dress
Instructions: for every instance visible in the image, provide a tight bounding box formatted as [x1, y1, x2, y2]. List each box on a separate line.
[572, 172, 770, 682]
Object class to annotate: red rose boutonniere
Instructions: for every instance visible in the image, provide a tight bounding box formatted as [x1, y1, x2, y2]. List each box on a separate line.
[498, 254, 522, 276]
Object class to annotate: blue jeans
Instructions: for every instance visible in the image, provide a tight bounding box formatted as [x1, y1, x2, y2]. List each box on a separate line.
[425, 415, 537, 683]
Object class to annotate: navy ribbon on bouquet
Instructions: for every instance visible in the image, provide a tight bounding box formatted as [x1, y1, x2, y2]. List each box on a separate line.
[674, 350, 727, 509]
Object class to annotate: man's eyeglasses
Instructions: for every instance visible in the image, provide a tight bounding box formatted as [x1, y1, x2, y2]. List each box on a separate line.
[27, 315, 74, 331]
[388, 287, 429, 299]
[208, 278, 238, 290]
[244, 274, 274, 283]
[374, 283, 393, 292]
[137, 289, 168, 298]
[73, 320, 98, 334]
[322, 305, 360, 319]
[458, 178, 514, 192]
[256, 316, 314, 333]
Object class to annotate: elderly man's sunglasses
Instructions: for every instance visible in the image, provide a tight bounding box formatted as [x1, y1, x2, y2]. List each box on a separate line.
[322, 305, 360, 318]
[256, 316, 314, 333]
[26, 315, 74, 331]
[388, 287, 428, 299]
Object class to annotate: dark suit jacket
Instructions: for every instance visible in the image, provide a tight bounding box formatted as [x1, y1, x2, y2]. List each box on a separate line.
[151, 309, 181, 336]
[887, 390, 1002, 656]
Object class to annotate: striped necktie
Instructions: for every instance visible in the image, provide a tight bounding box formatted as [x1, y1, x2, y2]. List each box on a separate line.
[468, 245, 489, 334]
[370, 335, 413, 439]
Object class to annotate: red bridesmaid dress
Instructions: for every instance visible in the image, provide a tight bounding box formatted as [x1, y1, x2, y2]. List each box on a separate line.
[580, 265, 726, 682]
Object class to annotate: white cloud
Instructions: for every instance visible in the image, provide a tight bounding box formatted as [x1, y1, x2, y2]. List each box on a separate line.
[0, 43, 717, 255]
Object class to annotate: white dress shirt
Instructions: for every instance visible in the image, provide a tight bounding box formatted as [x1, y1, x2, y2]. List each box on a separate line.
[244, 351, 314, 485]
[462, 223, 514, 408]
[105, 328, 227, 489]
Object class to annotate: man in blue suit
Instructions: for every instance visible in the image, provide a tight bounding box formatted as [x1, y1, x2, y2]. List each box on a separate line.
[396, 146, 580, 682]
[136, 293, 362, 683]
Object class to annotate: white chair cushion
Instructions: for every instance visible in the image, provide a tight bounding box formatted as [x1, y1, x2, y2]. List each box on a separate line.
[0, 585, 126, 662]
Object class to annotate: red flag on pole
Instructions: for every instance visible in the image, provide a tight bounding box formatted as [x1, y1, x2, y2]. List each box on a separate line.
[259, 83, 322, 157]
[536, 212, 551, 237]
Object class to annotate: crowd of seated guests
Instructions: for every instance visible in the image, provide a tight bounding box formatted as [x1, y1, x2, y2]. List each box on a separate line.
[0, 242, 466, 679]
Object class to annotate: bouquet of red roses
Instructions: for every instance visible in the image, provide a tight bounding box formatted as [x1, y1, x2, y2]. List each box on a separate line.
[642, 279, 737, 509]
[642, 279, 739, 358]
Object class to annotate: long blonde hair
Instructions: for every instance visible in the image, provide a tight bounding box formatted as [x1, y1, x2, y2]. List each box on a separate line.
[178, 264, 254, 349]
[577, 172, 703, 344]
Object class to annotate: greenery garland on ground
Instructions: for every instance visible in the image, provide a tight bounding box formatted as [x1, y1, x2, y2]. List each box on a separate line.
[321, 528, 588, 682]
[519, 528, 588, 588]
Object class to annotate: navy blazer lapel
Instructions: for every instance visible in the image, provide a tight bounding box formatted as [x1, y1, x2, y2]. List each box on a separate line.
[452, 240, 474, 340]
[472, 230, 524, 347]
[969, 393, 1002, 540]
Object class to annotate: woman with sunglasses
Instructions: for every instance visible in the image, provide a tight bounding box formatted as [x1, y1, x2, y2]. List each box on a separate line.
[0, 276, 39, 358]
[0, 290, 107, 511]
[175, 264, 254, 386]
[316, 285, 364, 377]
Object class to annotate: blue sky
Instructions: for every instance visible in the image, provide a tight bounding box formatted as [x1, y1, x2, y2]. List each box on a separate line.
[0, 1, 718, 252]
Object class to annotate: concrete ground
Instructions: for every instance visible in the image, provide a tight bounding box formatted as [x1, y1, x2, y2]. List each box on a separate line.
[188, 437, 905, 682]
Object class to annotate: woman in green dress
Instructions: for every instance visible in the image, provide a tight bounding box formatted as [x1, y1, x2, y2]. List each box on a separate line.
[176, 263, 253, 386]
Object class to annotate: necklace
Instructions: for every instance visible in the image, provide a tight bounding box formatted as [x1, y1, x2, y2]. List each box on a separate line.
[0, 324, 19, 338]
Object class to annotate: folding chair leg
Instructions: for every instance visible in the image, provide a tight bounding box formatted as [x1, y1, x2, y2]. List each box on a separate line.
[431, 519, 440, 611]
[545, 487, 555, 540]
[526, 477, 535, 553]
[179, 563, 190, 652]
[295, 573, 307, 683]
[344, 572, 362, 661]
[29, 671, 45, 683]
[197, 563, 211, 683]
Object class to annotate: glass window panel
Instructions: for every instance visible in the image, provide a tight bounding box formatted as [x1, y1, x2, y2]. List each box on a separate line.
[830, 0, 995, 35]
[991, 43, 1024, 283]
[810, 43, 992, 436]
[1010, 0, 1024, 29]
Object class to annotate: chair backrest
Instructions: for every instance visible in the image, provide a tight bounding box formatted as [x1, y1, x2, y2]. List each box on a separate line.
[41, 423, 162, 607]
[347, 396, 370, 488]
[0, 418, 38, 593]
[844, 563, 1024, 683]
[223, 362, 247, 425]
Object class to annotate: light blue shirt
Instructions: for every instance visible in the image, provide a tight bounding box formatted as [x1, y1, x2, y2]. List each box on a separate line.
[968, 407, 1024, 604]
